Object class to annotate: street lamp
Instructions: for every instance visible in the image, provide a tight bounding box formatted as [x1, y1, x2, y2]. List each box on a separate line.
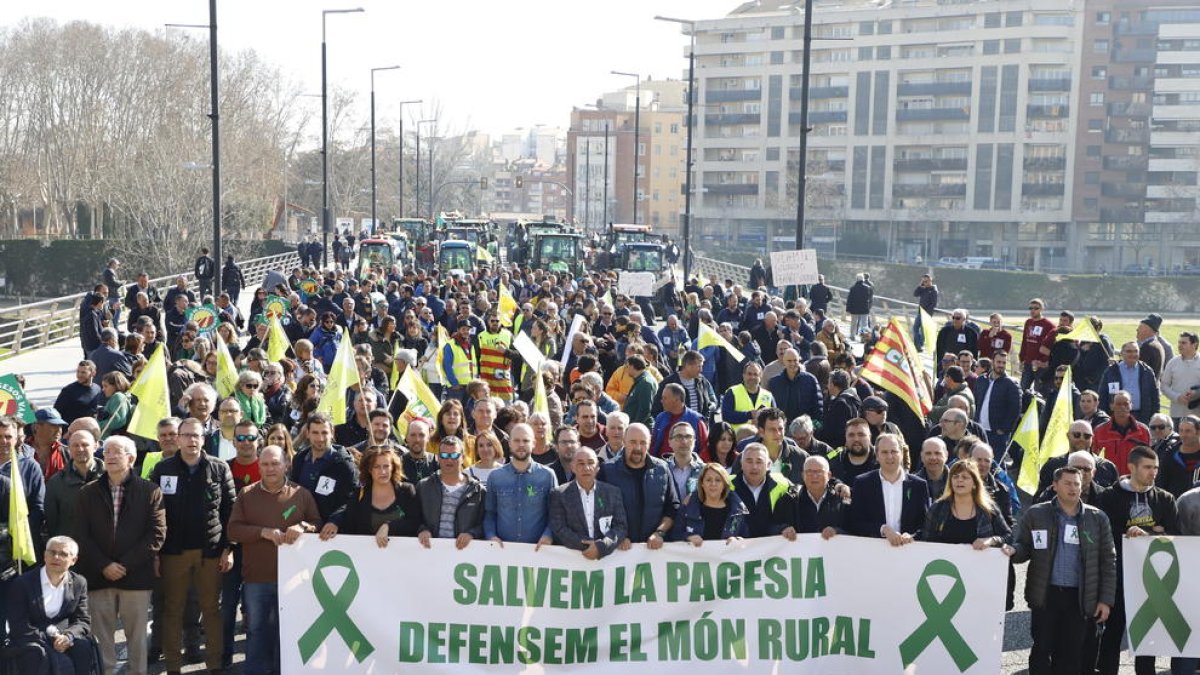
[369, 65, 400, 236]
[416, 118, 437, 218]
[655, 15, 696, 280]
[166, 0, 221, 295]
[611, 71, 642, 224]
[794, 0, 815, 252]
[321, 7, 365, 268]
[397, 99, 422, 219]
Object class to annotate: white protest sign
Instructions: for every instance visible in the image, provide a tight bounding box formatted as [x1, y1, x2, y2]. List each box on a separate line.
[617, 272, 656, 298]
[560, 313, 587, 365]
[512, 331, 546, 373]
[280, 534, 1006, 673]
[769, 249, 819, 286]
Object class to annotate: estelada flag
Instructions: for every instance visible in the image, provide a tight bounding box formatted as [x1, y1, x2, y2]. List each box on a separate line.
[859, 318, 932, 420]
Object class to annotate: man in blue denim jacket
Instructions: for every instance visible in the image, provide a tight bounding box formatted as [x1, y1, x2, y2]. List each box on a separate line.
[484, 423, 558, 547]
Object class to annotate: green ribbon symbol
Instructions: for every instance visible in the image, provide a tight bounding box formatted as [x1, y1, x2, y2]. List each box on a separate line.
[898, 559, 978, 672]
[297, 550, 375, 664]
[1129, 538, 1192, 651]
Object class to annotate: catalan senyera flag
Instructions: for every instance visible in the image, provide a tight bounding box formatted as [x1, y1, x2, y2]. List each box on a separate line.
[498, 283, 519, 327]
[267, 313, 292, 363]
[8, 455, 36, 566]
[315, 327, 358, 425]
[1018, 366, 1074, 495]
[1011, 397, 1041, 464]
[859, 318, 932, 420]
[532, 365, 550, 417]
[213, 332, 239, 398]
[697, 322, 744, 362]
[126, 343, 170, 440]
[394, 364, 441, 438]
[1056, 318, 1102, 344]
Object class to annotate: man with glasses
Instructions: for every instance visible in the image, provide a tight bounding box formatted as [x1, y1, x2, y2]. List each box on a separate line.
[1148, 413, 1179, 456]
[1037, 420, 1119, 496]
[151, 417, 236, 674]
[1162, 331, 1200, 424]
[6, 536, 96, 675]
[1098, 342, 1159, 425]
[1019, 298, 1056, 390]
[934, 309, 980, 373]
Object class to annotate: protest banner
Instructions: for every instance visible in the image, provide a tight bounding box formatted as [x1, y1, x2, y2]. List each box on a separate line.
[769, 249, 819, 287]
[1123, 536, 1200, 658]
[280, 534, 1006, 673]
[617, 272, 656, 298]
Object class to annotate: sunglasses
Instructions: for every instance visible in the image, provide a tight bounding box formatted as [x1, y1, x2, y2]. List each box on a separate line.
[1070, 432, 1093, 439]
[243, 383, 259, 389]
[1150, 425, 1168, 431]
[235, 434, 258, 442]
[438, 451, 463, 460]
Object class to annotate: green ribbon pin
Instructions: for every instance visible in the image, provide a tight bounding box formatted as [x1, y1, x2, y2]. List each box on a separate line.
[297, 550, 375, 664]
[898, 559, 978, 672]
[1128, 538, 1192, 651]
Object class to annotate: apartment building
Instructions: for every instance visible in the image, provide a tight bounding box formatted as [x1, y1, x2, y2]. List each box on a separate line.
[686, 0, 1200, 272]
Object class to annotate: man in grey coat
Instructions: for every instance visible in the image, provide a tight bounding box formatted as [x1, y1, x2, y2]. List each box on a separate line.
[549, 447, 627, 559]
[1005, 466, 1116, 675]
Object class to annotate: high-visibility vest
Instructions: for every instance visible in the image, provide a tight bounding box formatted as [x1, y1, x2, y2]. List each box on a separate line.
[448, 340, 477, 386]
[728, 385, 773, 432]
[477, 329, 514, 400]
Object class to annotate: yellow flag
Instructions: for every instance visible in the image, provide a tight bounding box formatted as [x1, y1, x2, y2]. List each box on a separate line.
[213, 332, 239, 398]
[1011, 397, 1040, 464]
[127, 343, 170, 440]
[532, 365, 549, 417]
[390, 342, 402, 391]
[917, 307, 937, 356]
[697, 322, 743, 362]
[1056, 319, 1101, 344]
[498, 283, 518, 327]
[602, 289, 614, 308]
[9, 455, 36, 566]
[267, 314, 291, 363]
[1018, 367, 1074, 494]
[394, 364, 442, 438]
[315, 328, 358, 425]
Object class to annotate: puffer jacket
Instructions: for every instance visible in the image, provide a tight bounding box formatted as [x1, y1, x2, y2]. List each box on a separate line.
[1010, 499, 1116, 618]
[415, 474, 485, 539]
[150, 453, 236, 557]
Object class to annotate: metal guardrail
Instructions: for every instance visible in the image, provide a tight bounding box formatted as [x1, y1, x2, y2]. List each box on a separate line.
[0, 252, 300, 362]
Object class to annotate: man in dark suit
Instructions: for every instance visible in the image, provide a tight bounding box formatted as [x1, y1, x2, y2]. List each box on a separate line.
[973, 350, 1023, 458]
[6, 535, 95, 675]
[848, 433, 930, 544]
[549, 447, 627, 559]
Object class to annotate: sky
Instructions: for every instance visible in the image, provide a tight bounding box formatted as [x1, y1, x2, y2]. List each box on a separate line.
[0, 0, 737, 139]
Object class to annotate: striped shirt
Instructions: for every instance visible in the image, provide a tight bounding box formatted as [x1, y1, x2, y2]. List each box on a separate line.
[438, 481, 467, 538]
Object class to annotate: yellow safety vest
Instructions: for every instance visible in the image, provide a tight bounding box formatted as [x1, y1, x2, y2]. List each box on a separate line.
[448, 340, 477, 386]
[728, 385, 773, 432]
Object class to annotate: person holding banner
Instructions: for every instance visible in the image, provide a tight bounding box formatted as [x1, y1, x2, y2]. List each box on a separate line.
[598, 423, 677, 549]
[1005, 466, 1116, 675]
[848, 434, 930, 545]
[417, 436, 486, 550]
[289, 412, 358, 522]
[922, 461, 1010, 548]
[484, 423, 558, 547]
[320, 446, 422, 548]
[549, 447, 628, 559]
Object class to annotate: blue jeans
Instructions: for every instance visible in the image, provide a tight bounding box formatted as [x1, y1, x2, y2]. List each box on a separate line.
[221, 547, 244, 667]
[242, 583, 280, 675]
[1172, 658, 1199, 675]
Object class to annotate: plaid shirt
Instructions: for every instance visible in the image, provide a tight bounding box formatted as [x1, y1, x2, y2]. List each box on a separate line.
[110, 480, 126, 533]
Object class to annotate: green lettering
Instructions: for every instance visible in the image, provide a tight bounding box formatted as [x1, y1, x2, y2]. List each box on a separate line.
[521, 566, 550, 607]
[658, 621, 691, 661]
[694, 614, 718, 661]
[549, 568, 569, 609]
[614, 567, 630, 605]
[447, 623, 468, 663]
[811, 617, 830, 658]
[479, 566, 503, 606]
[743, 559, 763, 599]
[489, 625, 514, 664]
[610, 624, 630, 661]
[692, 562, 716, 602]
[398, 622, 424, 662]
[857, 618, 875, 658]
[722, 619, 747, 659]
[714, 562, 737, 600]
[666, 561, 689, 602]
[629, 622, 648, 661]
[572, 570, 603, 609]
[758, 619, 782, 660]
[786, 619, 809, 660]
[566, 627, 599, 663]
[544, 627, 563, 665]
[428, 622, 447, 664]
[453, 564, 477, 605]
[830, 616, 855, 656]
[517, 626, 541, 664]
[805, 557, 827, 598]
[763, 557, 788, 599]
[468, 624, 488, 664]
[631, 563, 656, 603]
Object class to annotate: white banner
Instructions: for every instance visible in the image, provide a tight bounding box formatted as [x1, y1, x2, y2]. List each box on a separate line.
[617, 271, 656, 298]
[560, 314, 587, 365]
[1123, 536, 1200, 657]
[769, 249, 819, 286]
[512, 332, 545, 373]
[279, 534, 1006, 673]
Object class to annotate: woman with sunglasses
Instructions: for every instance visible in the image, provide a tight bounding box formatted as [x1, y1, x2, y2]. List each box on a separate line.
[234, 371, 267, 427]
[319, 446, 422, 549]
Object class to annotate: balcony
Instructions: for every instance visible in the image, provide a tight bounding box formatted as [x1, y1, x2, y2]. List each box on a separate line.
[1101, 182, 1146, 198]
[1105, 128, 1151, 144]
[1023, 156, 1067, 171]
[1100, 207, 1144, 222]
[892, 183, 967, 198]
[893, 157, 969, 171]
[803, 111, 849, 124]
[703, 183, 759, 195]
[1028, 78, 1072, 92]
[1022, 183, 1066, 196]
[896, 81, 973, 96]
[1108, 75, 1155, 90]
[1103, 155, 1148, 171]
[705, 89, 762, 103]
[1107, 102, 1152, 117]
[1114, 48, 1157, 63]
[795, 86, 850, 100]
[1027, 104, 1069, 118]
[704, 113, 761, 126]
[1115, 23, 1159, 36]
[895, 107, 971, 121]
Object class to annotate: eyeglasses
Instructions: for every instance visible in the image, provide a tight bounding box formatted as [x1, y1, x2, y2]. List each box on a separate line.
[220, 408, 241, 415]
[243, 383, 259, 389]
[235, 434, 258, 442]
[1070, 432, 1093, 439]
[178, 432, 203, 439]
[45, 549, 73, 560]
[671, 434, 695, 440]
[438, 451, 462, 460]
[1150, 425, 1168, 431]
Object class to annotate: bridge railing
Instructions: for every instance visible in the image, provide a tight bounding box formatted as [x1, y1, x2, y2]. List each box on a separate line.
[0, 252, 299, 362]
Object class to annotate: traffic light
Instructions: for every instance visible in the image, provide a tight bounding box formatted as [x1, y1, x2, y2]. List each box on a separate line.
[515, 176, 524, 189]
[480, 177, 488, 190]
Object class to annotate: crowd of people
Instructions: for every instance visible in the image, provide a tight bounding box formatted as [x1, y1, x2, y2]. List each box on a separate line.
[1, 252, 1199, 675]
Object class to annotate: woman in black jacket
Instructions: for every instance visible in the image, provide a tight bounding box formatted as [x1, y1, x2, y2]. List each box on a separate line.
[922, 461, 1011, 549]
[319, 447, 422, 548]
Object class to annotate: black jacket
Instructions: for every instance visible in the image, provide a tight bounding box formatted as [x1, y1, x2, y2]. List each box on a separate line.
[221, 261, 245, 291]
[972, 375, 1022, 434]
[331, 481, 423, 537]
[194, 255, 216, 281]
[1155, 446, 1200, 499]
[651, 371, 718, 419]
[817, 389, 861, 447]
[847, 471, 930, 538]
[1099, 480, 1179, 559]
[921, 498, 1011, 545]
[808, 284, 833, 312]
[150, 453, 236, 557]
[771, 483, 847, 534]
[416, 475, 485, 539]
[289, 445, 359, 521]
[845, 281, 873, 315]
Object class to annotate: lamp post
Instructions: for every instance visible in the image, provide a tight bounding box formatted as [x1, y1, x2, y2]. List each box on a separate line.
[611, 70, 642, 224]
[321, 7, 364, 268]
[397, 99, 422, 219]
[417, 119, 438, 217]
[369, 65, 400, 236]
[794, 0, 814, 252]
[655, 16, 696, 280]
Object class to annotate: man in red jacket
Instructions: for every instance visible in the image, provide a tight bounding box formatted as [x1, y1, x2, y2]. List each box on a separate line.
[1093, 391, 1151, 471]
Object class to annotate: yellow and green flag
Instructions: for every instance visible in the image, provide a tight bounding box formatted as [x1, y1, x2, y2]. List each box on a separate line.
[213, 332, 239, 398]
[435, 324, 452, 384]
[498, 283, 519, 327]
[1018, 367, 1073, 495]
[127, 343, 170, 440]
[532, 365, 549, 417]
[1056, 319, 1102, 344]
[315, 327, 358, 425]
[267, 313, 292, 363]
[395, 365, 442, 438]
[697, 322, 744, 362]
[1010, 397, 1041, 471]
[9, 456, 36, 566]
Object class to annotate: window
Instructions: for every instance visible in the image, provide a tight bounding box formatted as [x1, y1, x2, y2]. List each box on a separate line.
[1087, 145, 1101, 157]
[771, 26, 786, 40]
[1088, 119, 1103, 131]
[1006, 11, 1024, 27]
[1085, 172, 1099, 184]
[878, 21, 892, 35]
[1090, 92, 1105, 106]
[984, 12, 1001, 28]
[654, 123, 663, 134]
[670, 123, 679, 134]
[770, 51, 784, 65]
[1093, 39, 1110, 53]
[766, 147, 781, 161]
[1005, 39, 1021, 54]
[859, 46, 873, 60]
[877, 46, 891, 60]
[1084, 198, 1098, 210]
[984, 40, 1000, 55]
[860, 21, 874, 35]
[1096, 11, 1111, 25]
[1092, 66, 1108, 79]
